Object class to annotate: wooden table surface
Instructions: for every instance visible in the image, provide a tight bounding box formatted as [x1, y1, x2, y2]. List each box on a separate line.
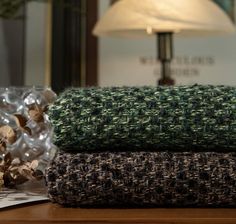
[1, 202, 236, 224]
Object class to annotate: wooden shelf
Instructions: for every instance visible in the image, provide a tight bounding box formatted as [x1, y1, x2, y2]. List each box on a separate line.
[1, 202, 236, 224]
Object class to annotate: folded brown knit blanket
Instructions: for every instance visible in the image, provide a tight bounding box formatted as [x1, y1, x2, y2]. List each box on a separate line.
[46, 151, 236, 207]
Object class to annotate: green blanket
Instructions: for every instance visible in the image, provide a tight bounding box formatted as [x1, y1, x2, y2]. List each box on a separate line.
[48, 85, 236, 151]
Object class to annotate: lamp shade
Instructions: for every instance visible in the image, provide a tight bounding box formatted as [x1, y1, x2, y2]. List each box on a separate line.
[93, 0, 235, 38]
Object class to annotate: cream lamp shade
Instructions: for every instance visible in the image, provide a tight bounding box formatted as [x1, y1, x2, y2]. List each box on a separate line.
[93, 0, 235, 37]
[93, 0, 235, 85]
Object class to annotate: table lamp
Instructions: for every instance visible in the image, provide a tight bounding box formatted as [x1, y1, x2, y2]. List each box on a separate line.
[93, 0, 235, 85]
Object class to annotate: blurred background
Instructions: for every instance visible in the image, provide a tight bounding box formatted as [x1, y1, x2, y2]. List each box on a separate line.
[0, 0, 236, 93]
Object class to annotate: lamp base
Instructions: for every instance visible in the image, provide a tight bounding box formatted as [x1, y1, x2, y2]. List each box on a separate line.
[158, 77, 175, 86]
[157, 33, 175, 86]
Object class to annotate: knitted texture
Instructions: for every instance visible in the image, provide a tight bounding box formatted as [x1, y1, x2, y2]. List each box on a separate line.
[48, 85, 236, 151]
[46, 151, 236, 207]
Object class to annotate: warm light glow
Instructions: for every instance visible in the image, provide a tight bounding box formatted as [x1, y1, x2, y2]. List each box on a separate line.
[93, 0, 235, 38]
[146, 27, 153, 35]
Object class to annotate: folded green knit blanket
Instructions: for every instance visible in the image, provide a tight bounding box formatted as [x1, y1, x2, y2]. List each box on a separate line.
[48, 85, 236, 151]
[46, 151, 236, 207]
